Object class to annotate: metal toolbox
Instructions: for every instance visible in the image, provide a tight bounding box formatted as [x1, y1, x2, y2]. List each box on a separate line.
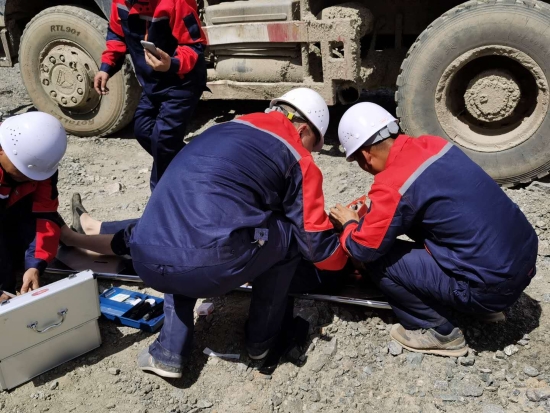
[0, 270, 101, 390]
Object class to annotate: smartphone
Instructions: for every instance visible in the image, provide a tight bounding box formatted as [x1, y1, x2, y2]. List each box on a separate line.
[140, 40, 160, 58]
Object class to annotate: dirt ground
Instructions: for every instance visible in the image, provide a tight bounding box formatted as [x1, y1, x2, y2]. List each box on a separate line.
[1, 64, 549, 413]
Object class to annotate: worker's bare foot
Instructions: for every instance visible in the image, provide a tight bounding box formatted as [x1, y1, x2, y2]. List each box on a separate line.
[390, 324, 468, 357]
[72, 193, 101, 235]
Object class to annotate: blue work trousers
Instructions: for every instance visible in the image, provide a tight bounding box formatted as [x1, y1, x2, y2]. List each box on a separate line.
[133, 62, 206, 191]
[368, 240, 536, 330]
[101, 215, 300, 368]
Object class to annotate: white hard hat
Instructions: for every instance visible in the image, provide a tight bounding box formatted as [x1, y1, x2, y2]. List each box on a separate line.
[0, 112, 67, 181]
[270, 88, 329, 152]
[338, 102, 398, 160]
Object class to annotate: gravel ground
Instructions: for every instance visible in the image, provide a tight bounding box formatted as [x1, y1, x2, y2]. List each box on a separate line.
[1, 65, 549, 413]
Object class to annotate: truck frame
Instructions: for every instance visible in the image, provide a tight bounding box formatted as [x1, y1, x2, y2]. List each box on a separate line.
[1, 0, 550, 186]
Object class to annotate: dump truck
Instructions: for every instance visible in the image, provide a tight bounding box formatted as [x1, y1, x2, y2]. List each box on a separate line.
[1, 0, 549, 186]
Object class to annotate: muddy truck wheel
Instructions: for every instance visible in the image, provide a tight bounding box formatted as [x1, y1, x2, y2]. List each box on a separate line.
[19, 6, 141, 137]
[396, 0, 550, 186]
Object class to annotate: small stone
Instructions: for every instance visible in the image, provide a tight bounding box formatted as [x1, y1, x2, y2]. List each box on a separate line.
[460, 377, 485, 397]
[108, 368, 120, 375]
[434, 381, 449, 390]
[323, 338, 338, 356]
[49, 381, 58, 390]
[523, 366, 540, 377]
[406, 352, 424, 366]
[138, 168, 149, 174]
[308, 354, 327, 373]
[379, 346, 389, 355]
[543, 294, 550, 303]
[495, 350, 506, 359]
[517, 339, 529, 346]
[482, 404, 505, 413]
[459, 357, 476, 367]
[535, 389, 550, 401]
[197, 400, 213, 409]
[363, 365, 373, 376]
[105, 182, 123, 195]
[388, 341, 403, 356]
[310, 390, 321, 403]
[504, 345, 519, 356]
[526, 389, 540, 402]
[106, 403, 116, 409]
[272, 394, 283, 407]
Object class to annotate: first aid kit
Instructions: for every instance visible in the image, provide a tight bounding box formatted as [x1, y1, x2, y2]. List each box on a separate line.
[99, 287, 164, 333]
[0, 270, 101, 390]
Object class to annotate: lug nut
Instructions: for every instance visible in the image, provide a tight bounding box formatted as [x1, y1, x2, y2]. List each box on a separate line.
[43, 79, 50, 86]
[71, 97, 77, 103]
[42, 65, 49, 73]
[60, 55, 65, 62]
[50, 91, 57, 98]
[49, 56, 56, 64]
[77, 74, 83, 82]
[61, 97, 68, 105]
[77, 88, 84, 95]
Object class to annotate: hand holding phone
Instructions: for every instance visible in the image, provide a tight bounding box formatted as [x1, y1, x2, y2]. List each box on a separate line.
[140, 40, 160, 59]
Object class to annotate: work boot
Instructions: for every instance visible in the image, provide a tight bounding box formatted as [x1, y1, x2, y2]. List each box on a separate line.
[137, 348, 182, 378]
[390, 324, 468, 357]
[71, 193, 87, 234]
[475, 311, 506, 323]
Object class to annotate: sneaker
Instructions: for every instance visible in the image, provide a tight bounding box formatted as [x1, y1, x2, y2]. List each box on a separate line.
[137, 348, 182, 378]
[71, 193, 87, 234]
[390, 324, 468, 357]
[476, 312, 506, 323]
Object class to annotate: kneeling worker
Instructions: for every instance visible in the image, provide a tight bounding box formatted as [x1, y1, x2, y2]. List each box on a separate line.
[62, 88, 348, 377]
[330, 102, 537, 357]
[0, 113, 67, 302]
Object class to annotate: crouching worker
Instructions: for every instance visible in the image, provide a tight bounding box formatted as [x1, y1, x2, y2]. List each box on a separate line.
[61, 88, 348, 378]
[330, 103, 538, 357]
[0, 113, 67, 302]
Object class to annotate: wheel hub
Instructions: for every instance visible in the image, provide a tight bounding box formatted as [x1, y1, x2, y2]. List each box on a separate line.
[39, 44, 100, 114]
[464, 70, 521, 123]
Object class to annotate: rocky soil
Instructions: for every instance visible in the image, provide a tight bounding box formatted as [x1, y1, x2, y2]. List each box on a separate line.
[1, 65, 549, 413]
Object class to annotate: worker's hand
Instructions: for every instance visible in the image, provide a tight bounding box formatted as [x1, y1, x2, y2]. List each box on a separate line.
[330, 204, 360, 227]
[94, 71, 110, 95]
[21, 268, 40, 294]
[0, 292, 11, 303]
[144, 48, 171, 72]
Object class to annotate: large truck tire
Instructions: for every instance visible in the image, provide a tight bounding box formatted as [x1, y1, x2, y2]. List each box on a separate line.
[19, 6, 141, 137]
[396, 0, 550, 186]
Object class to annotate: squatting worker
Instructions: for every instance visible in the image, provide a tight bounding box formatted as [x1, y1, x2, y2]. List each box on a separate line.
[94, 0, 207, 190]
[330, 102, 538, 357]
[61, 88, 348, 378]
[0, 113, 67, 302]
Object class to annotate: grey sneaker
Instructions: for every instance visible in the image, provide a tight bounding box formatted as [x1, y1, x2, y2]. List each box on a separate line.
[137, 348, 182, 378]
[390, 324, 468, 357]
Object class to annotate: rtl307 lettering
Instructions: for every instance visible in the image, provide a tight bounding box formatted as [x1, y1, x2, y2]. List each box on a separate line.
[51, 25, 81, 36]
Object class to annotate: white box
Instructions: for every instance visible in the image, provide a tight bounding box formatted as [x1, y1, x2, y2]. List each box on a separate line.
[0, 270, 102, 390]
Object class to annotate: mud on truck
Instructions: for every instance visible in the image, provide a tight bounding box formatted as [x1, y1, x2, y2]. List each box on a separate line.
[0, 0, 549, 186]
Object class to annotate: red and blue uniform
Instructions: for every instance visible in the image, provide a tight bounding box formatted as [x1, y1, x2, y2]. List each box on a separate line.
[0, 168, 61, 294]
[101, 111, 347, 365]
[100, 0, 207, 189]
[340, 135, 538, 329]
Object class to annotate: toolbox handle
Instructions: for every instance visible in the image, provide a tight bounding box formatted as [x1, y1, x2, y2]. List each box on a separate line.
[27, 309, 68, 333]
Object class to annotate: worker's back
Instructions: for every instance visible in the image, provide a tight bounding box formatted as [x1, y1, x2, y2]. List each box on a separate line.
[382, 135, 538, 287]
[128, 111, 340, 269]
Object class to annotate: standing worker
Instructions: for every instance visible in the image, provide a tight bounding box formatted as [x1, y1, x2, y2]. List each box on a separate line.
[62, 88, 348, 378]
[330, 102, 538, 357]
[95, 0, 207, 190]
[0, 113, 67, 302]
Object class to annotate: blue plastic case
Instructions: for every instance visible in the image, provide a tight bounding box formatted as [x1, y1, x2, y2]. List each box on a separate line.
[99, 287, 164, 333]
